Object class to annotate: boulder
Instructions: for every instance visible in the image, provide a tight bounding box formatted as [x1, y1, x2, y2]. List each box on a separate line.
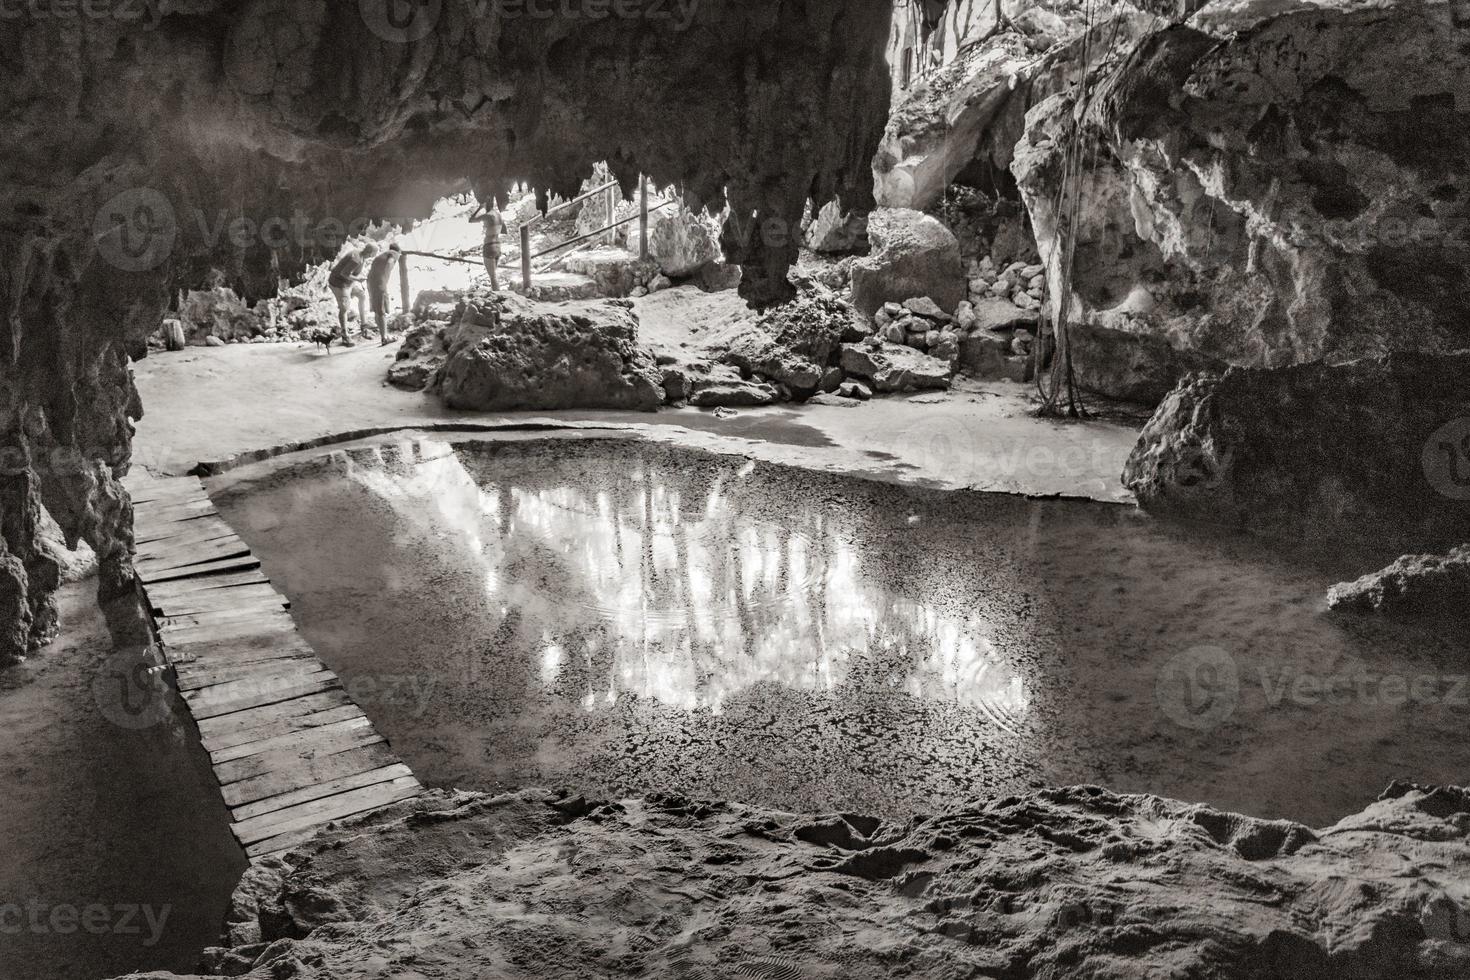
[903, 296, 952, 322]
[838, 380, 872, 401]
[1123, 353, 1470, 547]
[839, 342, 952, 393]
[559, 250, 660, 298]
[440, 300, 663, 412]
[180, 287, 262, 343]
[722, 293, 850, 394]
[689, 378, 779, 407]
[660, 365, 692, 403]
[849, 208, 965, 318]
[805, 200, 869, 254]
[966, 297, 1038, 334]
[388, 321, 450, 392]
[1328, 546, 1470, 616]
[648, 205, 722, 277]
[957, 330, 1012, 378]
[806, 392, 861, 408]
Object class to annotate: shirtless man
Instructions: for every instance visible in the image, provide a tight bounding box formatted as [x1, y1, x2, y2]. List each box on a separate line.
[366, 243, 402, 346]
[469, 202, 505, 291]
[328, 242, 378, 346]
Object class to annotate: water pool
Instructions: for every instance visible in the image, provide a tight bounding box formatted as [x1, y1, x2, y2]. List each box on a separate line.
[212, 435, 1470, 826]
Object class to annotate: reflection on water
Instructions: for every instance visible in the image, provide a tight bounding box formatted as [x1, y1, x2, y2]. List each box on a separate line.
[336, 439, 1029, 734]
[219, 434, 1470, 824]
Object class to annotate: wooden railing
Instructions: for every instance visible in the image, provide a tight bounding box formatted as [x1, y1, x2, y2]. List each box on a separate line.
[517, 176, 666, 290]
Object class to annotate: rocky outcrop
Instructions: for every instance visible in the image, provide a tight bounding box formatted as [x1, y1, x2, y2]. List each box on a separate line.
[875, 35, 1038, 211]
[118, 781, 1470, 980]
[439, 297, 663, 413]
[178, 288, 266, 345]
[558, 250, 660, 298]
[850, 209, 966, 317]
[1328, 546, 1470, 616]
[1122, 353, 1470, 548]
[2, 0, 898, 649]
[1014, 2, 1470, 400]
[805, 200, 870, 254]
[722, 293, 852, 395]
[840, 341, 953, 393]
[874, 11, 1150, 211]
[647, 206, 723, 278]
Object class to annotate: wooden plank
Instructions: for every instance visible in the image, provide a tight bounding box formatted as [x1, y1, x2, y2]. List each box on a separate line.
[139, 554, 260, 584]
[230, 763, 414, 822]
[195, 688, 354, 740]
[136, 517, 236, 545]
[184, 671, 342, 721]
[199, 703, 365, 753]
[157, 602, 293, 626]
[166, 633, 316, 669]
[137, 501, 217, 523]
[150, 586, 287, 616]
[137, 538, 252, 572]
[135, 492, 215, 512]
[129, 482, 208, 504]
[136, 525, 241, 552]
[158, 613, 294, 642]
[231, 776, 421, 846]
[215, 724, 386, 788]
[175, 656, 324, 693]
[210, 715, 375, 764]
[146, 570, 271, 596]
[244, 825, 322, 859]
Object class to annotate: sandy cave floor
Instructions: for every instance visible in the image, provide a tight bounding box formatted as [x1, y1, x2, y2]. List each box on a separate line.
[129, 286, 1143, 503]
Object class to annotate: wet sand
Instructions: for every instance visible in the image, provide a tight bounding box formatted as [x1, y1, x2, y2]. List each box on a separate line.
[0, 585, 246, 980]
[212, 436, 1470, 826]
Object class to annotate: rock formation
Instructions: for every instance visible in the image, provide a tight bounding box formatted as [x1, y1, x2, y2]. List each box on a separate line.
[1122, 353, 1470, 548]
[0, 1, 898, 656]
[1328, 545, 1470, 616]
[1013, 0, 1470, 400]
[721, 292, 853, 396]
[117, 781, 1470, 980]
[438, 296, 664, 413]
[850, 208, 966, 317]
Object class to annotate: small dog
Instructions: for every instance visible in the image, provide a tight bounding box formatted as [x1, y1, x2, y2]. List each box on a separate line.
[308, 328, 336, 353]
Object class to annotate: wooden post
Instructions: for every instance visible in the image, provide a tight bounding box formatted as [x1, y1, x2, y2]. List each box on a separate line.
[605, 183, 617, 246]
[398, 252, 410, 317]
[520, 224, 532, 291]
[639, 178, 649, 260]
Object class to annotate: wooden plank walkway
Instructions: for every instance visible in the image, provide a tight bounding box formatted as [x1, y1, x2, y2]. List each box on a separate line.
[124, 473, 423, 860]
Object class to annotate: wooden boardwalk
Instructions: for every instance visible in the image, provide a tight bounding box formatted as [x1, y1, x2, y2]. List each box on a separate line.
[124, 473, 422, 860]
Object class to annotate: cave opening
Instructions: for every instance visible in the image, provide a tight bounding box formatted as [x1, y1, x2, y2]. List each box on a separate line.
[5, 1, 1470, 978]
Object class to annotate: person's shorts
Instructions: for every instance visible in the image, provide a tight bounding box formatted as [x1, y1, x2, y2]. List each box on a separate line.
[368, 284, 389, 316]
[330, 281, 365, 306]
[482, 243, 502, 267]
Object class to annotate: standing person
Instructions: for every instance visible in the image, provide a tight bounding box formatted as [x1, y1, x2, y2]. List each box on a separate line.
[366, 243, 402, 346]
[328, 241, 378, 346]
[469, 201, 505, 291]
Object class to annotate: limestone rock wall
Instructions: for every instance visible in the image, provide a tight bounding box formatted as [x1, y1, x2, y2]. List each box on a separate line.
[0, 1, 899, 658]
[1122, 353, 1470, 548]
[1013, 1, 1470, 400]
